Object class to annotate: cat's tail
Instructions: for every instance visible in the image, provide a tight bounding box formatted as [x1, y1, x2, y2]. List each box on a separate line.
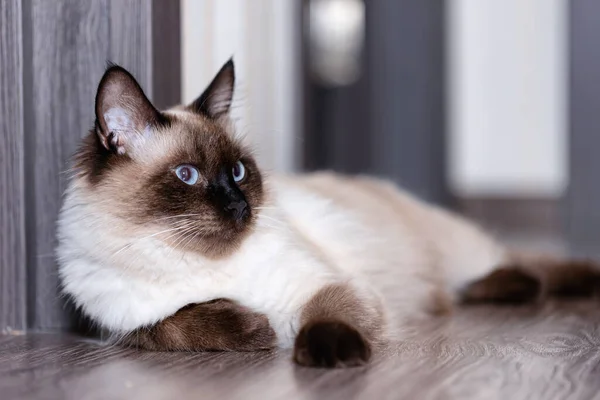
[460, 251, 600, 304]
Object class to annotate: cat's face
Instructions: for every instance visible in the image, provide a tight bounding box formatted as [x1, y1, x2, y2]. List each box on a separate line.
[73, 59, 264, 257]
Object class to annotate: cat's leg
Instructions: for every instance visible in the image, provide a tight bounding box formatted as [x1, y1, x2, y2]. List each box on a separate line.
[118, 299, 276, 351]
[461, 253, 600, 304]
[293, 283, 385, 368]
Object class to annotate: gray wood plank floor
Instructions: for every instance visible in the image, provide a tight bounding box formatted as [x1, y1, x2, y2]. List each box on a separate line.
[2, 301, 600, 400]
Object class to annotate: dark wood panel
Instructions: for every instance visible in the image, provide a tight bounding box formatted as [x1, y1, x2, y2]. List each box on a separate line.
[27, 0, 110, 330]
[109, 0, 181, 107]
[109, 0, 181, 108]
[151, 0, 181, 109]
[21, 0, 181, 330]
[0, 0, 27, 332]
[567, 0, 600, 248]
[3, 301, 600, 399]
[109, 0, 152, 93]
[367, 0, 447, 204]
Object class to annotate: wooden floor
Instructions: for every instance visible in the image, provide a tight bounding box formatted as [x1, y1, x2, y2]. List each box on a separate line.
[3, 301, 600, 400]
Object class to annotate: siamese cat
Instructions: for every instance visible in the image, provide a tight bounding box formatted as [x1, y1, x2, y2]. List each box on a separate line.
[57, 59, 599, 368]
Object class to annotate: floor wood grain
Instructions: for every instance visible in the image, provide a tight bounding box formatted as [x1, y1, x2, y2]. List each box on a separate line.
[3, 301, 600, 400]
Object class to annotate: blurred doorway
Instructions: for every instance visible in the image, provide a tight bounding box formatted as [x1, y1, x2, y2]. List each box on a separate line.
[301, 0, 448, 204]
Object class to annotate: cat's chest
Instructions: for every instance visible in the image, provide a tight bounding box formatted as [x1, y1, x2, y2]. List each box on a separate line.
[72, 230, 336, 347]
[211, 232, 341, 346]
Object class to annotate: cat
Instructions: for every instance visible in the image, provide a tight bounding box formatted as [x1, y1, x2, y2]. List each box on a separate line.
[57, 58, 600, 368]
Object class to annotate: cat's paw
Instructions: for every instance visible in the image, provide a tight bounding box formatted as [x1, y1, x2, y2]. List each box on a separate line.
[461, 267, 541, 304]
[197, 299, 277, 351]
[132, 299, 277, 352]
[293, 320, 371, 368]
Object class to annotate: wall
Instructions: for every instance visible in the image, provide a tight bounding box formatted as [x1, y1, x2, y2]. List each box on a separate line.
[447, 0, 568, 198]
[181, 0, 299, 173]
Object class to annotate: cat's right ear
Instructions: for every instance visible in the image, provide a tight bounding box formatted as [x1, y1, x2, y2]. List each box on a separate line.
[94, 64, 164, 155]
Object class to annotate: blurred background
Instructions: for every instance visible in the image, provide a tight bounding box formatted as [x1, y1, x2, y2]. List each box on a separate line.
[1, 0, 599, 333]
[181, 0, 595, 250]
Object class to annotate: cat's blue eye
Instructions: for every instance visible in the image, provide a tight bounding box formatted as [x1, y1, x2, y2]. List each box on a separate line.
[175, 164, 199, 185]
[232, 161, 246, 183]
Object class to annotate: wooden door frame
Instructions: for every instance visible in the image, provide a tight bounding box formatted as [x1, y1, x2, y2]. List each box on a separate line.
[0, 0, 181, 332]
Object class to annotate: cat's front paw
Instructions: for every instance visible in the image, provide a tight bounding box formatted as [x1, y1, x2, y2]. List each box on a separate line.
[127, 299, 277, 352]
[197, 299, 277, 351]
[293, 320, 371, 368]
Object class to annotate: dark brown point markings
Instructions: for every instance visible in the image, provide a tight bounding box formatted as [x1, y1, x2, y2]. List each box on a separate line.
[293, 283, 383, 368]
[72, 58, 263, 259]
[294, 320, 371, 368]
[120, 299, 276, 352]
[462, 267, 541, 304]
[462, 258, 600, 304]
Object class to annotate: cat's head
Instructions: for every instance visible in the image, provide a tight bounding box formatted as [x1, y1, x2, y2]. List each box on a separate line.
[73, 59, 264, 258]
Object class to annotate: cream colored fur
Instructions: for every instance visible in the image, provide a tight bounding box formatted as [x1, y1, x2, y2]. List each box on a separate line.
[57, 164, 507, 348]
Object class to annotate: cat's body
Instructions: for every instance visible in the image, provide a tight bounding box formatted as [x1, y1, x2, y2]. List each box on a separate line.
[59, 168, 504, 346]
[57, 59, 598, 367]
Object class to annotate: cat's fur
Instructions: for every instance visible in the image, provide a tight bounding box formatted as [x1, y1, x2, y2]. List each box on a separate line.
[57, 59, 600, 368]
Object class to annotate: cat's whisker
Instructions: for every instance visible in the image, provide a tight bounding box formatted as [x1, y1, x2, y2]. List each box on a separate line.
[165, 223, 202, 255]
[60, 168, 78, 176]
[258, 214, 286, 226]
[256, 221, 286, 233]
[166, 226, 200, 257]
[174, 228, 204, 259]
[169, 235, 194, 258]
[116, 224, 197, 273]
[140, 223, 196, 240]
[111, 222, 196, 257]
[173, 230, 198, 257]
[153, 213, 205, 222]
[160, 226, 196, 247]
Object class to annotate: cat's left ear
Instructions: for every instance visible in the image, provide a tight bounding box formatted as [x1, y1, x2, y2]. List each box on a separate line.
[188, 58, 235, 119]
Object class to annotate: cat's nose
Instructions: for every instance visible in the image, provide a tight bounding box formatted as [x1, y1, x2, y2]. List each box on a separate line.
[225, 200, 248, 221]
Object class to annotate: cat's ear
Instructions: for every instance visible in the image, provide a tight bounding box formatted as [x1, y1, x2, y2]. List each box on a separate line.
[94, 64, 164, 155]
[188, 58, 235, 119]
